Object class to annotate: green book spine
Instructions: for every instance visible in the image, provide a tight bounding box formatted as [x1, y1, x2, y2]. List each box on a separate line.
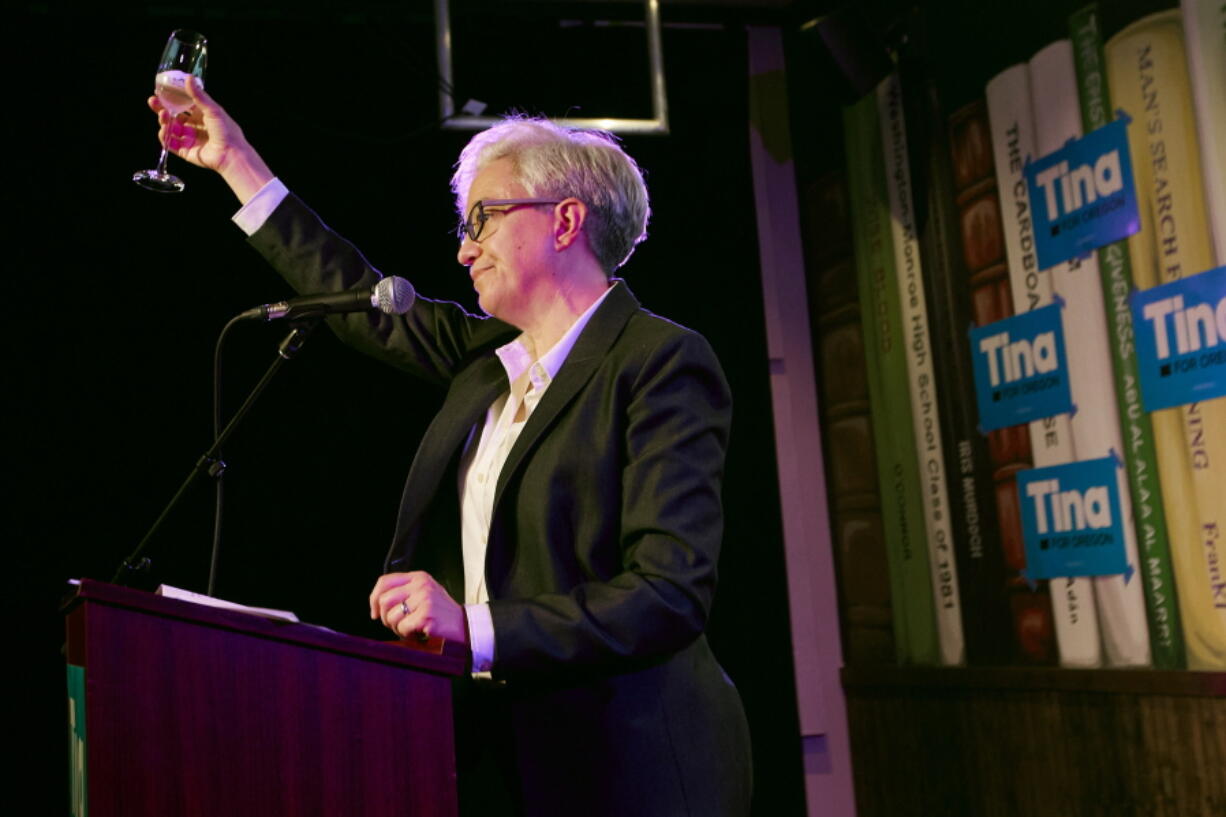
[844, 90, 940, 665]
[878, 73, 966, 664]
[1069, 2, 1186, 668]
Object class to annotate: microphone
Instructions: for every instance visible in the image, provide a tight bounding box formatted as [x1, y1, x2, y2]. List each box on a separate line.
[238, 276, 416, 321]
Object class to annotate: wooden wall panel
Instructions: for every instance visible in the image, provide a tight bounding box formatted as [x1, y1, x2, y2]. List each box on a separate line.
[842, 668, 1226, 817]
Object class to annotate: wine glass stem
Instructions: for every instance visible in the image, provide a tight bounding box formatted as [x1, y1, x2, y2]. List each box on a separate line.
[155, 146, 170, 175]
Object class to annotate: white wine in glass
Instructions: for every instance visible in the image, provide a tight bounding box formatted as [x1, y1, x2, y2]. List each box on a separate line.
[133, 29, 208, 193]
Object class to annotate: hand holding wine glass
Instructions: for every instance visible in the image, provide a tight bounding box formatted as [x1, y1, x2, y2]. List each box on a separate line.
[134, 29, 208, 192]
[143, 52, 275, 204]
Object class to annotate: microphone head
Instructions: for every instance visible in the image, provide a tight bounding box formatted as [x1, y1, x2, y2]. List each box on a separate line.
[375, 276, 416, 315]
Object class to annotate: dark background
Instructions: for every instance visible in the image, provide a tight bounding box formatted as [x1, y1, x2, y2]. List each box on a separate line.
[12, 1, 805, 812]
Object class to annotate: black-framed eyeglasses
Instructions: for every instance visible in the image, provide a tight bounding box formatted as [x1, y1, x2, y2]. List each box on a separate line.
[459, 198, 562, 243]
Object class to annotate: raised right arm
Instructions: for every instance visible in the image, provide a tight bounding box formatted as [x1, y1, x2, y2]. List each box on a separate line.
[147, 79, 515, 384]
[247, 192, 513, 386]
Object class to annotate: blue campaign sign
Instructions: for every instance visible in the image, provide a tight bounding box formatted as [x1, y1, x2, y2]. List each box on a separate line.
[1017, 456, 1131, 582]
[1131, 265, 1226, 412]
[1024, 116, 1140, 271]
[969, 302, 1073, 432]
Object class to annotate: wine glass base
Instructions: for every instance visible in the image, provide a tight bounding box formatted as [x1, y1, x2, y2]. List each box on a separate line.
[133, 169, 185, 193]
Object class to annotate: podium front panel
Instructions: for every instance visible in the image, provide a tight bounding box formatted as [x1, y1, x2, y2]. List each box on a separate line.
[65, 581, 459, 817]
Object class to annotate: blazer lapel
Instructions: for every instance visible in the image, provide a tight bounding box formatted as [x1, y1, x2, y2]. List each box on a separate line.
[384, 283, 642, 581]
[385, 352, 507, 570]
[491, 281, 641, 518]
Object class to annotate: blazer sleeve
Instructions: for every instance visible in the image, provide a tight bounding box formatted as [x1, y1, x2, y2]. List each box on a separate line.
[246, 192, 514, 387]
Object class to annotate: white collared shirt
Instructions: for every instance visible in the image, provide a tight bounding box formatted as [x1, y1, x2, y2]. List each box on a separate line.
[460, 286, 613, 673]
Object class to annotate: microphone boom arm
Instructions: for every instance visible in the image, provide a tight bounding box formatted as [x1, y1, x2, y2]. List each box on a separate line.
[110, 319, 321, 588]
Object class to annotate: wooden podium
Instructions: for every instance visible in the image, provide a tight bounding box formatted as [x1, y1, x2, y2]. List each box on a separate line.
[63, 579, 465, 817]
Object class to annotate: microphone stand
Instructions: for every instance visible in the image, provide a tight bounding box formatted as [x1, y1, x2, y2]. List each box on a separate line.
[110, 318, 321, 588]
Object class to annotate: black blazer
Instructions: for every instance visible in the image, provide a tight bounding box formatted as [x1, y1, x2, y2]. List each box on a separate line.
[250, 194, 751, 816]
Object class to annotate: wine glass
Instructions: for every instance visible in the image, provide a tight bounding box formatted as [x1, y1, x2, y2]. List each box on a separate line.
[133, 29, 208, 193]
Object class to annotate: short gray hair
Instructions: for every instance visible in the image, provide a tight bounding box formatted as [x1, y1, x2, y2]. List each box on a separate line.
[451, 116, 651, 273]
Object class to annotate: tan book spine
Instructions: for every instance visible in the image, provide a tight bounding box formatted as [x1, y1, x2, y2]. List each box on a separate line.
[1106, 8, 1226, 669]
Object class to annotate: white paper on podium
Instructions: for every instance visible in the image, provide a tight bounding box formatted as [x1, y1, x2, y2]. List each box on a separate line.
[155, 584, 299, 623]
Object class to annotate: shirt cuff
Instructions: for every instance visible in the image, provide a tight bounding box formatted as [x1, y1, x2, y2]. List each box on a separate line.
[464, 603, 496, 675]
[232, 177, 289, 236]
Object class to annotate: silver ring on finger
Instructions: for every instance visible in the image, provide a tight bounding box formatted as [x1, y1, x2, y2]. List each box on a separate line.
[401, 599, 410, 617]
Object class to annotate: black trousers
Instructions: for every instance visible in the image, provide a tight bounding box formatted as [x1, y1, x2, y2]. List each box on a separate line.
[452, 678, 523, 817]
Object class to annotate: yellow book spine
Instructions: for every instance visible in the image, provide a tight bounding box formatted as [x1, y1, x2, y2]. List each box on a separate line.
[1106, 8, 1226, 669]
